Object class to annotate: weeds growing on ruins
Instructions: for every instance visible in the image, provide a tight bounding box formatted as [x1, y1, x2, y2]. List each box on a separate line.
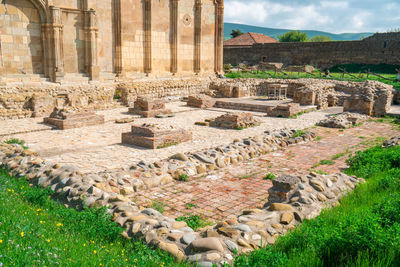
[233, 146, 400, 266]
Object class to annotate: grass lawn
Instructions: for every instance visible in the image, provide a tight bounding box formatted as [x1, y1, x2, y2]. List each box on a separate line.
[225, 70, 400, 90]
[233, 145, 400, 266]
[0, 169, 186, 267]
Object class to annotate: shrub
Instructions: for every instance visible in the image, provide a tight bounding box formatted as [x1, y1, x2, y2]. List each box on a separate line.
[264, 173, 276, 180]
[178, 174, 188, 182]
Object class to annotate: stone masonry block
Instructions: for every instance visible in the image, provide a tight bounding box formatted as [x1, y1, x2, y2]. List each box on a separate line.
[122, 124, 192, 149]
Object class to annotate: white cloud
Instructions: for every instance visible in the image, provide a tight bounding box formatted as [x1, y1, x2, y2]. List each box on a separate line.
[224, 0, 400, 33]
[225, 1, 267, 24]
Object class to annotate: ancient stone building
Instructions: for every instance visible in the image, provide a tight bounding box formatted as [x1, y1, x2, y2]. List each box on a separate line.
[0, 0, 224, 83]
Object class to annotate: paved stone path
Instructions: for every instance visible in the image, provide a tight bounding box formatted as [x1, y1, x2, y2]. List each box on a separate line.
[2, 103, 340, 173]
[135, 121, 399, 222]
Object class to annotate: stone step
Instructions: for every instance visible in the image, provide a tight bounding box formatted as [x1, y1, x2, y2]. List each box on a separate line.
[0, 74, 49, 83]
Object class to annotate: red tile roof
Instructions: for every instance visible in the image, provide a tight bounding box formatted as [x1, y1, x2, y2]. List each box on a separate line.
[224, 32, 279, 47]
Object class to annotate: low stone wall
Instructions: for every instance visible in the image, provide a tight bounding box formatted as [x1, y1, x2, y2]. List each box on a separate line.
[1, 136, 362, 266]
[118, 78, 212, 107]
[0, 77, 211, 120]
[0, 82, 116, 120]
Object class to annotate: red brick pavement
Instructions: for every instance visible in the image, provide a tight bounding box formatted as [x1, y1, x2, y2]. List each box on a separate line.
[135, 121, 399, 223]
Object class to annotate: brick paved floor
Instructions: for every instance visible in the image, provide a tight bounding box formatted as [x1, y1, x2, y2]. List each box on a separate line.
[135, 121, 400, 223]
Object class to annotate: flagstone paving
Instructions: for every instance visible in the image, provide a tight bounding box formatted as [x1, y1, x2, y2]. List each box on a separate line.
[135, 121, 399, 222]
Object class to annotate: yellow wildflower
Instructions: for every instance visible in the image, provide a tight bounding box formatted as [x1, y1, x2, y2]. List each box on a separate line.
[21, 231, 24, 237]
[0, 240, 3, 243]
[56, 223, 63, 227]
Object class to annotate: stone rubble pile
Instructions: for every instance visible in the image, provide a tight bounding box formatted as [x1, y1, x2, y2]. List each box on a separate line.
[318, 112, 369, 129]
[0, 141, 362, 266]
[382, 135, 400, 148]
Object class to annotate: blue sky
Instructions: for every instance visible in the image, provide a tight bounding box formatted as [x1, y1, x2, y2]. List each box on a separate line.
[224, 0, 400, 33]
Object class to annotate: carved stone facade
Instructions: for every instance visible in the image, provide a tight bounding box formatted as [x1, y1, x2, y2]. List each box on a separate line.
[0, 0, 224, 83]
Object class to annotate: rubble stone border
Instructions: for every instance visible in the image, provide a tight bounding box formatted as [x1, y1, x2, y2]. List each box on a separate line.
[0, 127, 363, 266]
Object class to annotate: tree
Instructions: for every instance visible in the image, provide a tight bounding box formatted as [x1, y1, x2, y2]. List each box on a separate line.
[310, 35, 333, 42]
[230, 29, 244, 38]
[278, 30, 309, 42]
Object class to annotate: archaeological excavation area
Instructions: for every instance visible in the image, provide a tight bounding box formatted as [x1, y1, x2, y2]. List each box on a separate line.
[1, 76, 400, 266]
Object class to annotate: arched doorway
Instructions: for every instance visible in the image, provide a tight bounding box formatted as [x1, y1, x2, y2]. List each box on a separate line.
[0, 0, 44, 75]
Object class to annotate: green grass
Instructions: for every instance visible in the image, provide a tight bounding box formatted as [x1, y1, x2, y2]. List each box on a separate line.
[149, 199, 166, 214]
[176, 215, 211, 231]
[185, 203, 198, 209]
[331, 152, 346, 160]
[0, 169, 186, 267]
[233, 146, 400, 266]
[5, 139, 28, 149]
[225, 70, 400, 90]
[292, 130, 306, 138]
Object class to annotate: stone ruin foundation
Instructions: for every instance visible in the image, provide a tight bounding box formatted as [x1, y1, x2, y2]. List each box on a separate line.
[209, 112, 261, 129]
[128, 97, 172, 118]
[269, 103, 302, 118]
[43, 108, 105, 130]
[122, 124, 192, 149]
[187, 94, 216, 109]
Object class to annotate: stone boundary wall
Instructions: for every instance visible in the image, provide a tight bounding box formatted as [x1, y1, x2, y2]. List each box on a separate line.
[224, 33, 400, 68]
[0, 128, 362, 266]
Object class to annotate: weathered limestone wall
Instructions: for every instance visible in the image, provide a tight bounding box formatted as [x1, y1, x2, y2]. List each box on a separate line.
[0, 0, 43, 75]
[224, 32, 400, 68]
[0, 0, 224, 83]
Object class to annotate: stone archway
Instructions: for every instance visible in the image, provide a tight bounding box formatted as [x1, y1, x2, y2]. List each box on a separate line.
[0, 0, 46, 75]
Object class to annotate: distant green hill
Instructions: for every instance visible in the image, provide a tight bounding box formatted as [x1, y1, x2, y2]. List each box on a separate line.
[224, 22, 373, 41]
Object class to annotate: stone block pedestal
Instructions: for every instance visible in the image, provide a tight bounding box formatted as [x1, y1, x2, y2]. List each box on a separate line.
[122, 124, 192, 149]
[128, 97, 172, 118]
[44, 109, 104, 130]
[270, 103, 301, 118]
[187, 95, 216, 108]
